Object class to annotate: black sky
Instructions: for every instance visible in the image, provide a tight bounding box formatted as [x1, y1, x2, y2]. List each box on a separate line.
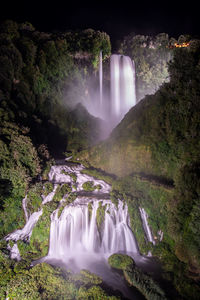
[0, 1, 199, 45]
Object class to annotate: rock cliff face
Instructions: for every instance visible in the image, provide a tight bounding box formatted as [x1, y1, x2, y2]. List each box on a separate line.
[80, 45, 200, 299]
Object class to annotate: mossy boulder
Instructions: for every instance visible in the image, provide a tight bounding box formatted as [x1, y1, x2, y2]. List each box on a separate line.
[82, 181, 96, 192]
[108, 253, 135, 270]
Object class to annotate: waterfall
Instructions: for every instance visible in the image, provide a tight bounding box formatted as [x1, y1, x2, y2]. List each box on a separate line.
[44, 163, 139, 267]
[99, 50, 103, 108]
[5, 185, 58, 243]
[110, 54, 136, 125]
[139, 207, 155, 245]
[48, 197, 138, 262]
[110, 54, 121, 117]
[5, 162, 139, 270]
[5, 209, 43, 242]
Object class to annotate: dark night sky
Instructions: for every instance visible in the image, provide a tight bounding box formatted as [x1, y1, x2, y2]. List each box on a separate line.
[0, 1, 199, 45]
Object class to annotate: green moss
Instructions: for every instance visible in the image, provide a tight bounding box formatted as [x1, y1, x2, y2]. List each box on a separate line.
[110, 190, 119, 207]
[70, 172, 77, 183]
[57, 193, 77, 218]
[27, 201, 58, 259]
[96, 184, 102, 190]
[27, 182, 43, 214]
[77, 285, 119, 300]
[43, 181, 54, 196]
[70, 269, 102, 286]
[88, 202, 93, 220]
[81, 168, 114, 185]
[53, 183, 72, 202]
[17, 240, 32, 260]
[82, 181, 95, 192]
[108, 253, 135, 270]
[57, 205, 65, 218]
[96, 201, 106, 233]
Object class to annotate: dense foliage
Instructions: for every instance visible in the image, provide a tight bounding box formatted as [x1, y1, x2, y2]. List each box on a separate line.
[0, 122, 41, 237]
[108, 253, 166, 300]
[0, 257, 119, 300]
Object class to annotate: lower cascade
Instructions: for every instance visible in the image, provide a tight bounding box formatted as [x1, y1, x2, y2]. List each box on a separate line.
[45, 163, 139, 268]
[48, 198, 138, 261]
[4, 161, 160, 299]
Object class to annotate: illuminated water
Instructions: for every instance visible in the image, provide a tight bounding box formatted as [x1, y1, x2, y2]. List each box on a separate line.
[110, 54, 136, 126]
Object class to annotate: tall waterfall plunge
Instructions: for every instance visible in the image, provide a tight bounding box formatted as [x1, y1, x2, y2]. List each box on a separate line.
[110, 54, 136, 125]
[82, 53, 136, 136]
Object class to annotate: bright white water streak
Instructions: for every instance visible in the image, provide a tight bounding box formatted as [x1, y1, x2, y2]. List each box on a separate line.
[111, 54, 121, 117]
[139, 207, 155, 245]
[99, 50, 103, 107]
[110, 54, 136, 122]
[5, 209, 43, 242]
[5, 182, 58, 244]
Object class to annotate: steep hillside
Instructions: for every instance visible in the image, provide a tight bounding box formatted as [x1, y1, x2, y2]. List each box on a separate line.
[0, 20, 111, 155]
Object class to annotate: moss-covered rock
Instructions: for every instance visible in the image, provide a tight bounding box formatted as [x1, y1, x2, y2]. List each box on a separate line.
[108, 253, 135, 270]
[96, 201, 107, 233]
[42, 181, 54, 196]
[82, 181, 96, 192]
[53, 183, 72, 202]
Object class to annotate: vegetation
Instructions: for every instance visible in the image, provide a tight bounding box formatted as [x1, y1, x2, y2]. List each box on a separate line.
[108, 253, 166, 300]
[108, 253, 135, 270]
[82, 180, 102, 192]
[82, 180, 96, 191]
[96, 201, 107, 234]
[0, 258, 119, 300]
[53, 183, 72, 201]
[119, 33, 198, 101]
[42, 181, 54, 196]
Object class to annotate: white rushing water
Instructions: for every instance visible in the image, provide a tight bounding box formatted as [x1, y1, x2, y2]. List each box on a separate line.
[5, 209, 43, 242]
[139, 207, 155, 245]
[8, 243, 21, 261]
[110, 54, 136, 125]
[48, 198, 138, 261]
[99, 50, 103, 107]
[5, 181, 58, 245]
[48, 163, 111, 193]
[46, 163, 138, 268]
